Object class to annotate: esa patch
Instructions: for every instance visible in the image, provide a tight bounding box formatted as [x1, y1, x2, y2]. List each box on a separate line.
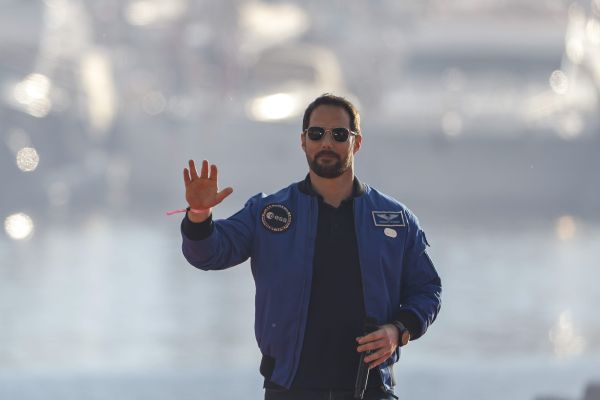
[261, 204, 292, 232]
[372, 211, 406, 227]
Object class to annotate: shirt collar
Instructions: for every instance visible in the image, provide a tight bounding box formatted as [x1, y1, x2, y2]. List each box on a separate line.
[297, 174, 366, 200]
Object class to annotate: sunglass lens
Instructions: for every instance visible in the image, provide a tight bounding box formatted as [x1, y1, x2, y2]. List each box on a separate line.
[332, 128, 350, 142]
[307, 127, 325, 140]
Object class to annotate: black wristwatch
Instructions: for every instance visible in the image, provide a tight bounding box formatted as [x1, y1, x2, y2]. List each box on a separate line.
[392, 321, 411, 347]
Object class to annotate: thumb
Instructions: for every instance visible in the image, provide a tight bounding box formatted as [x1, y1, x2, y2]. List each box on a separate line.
[215, 187, 234, 204]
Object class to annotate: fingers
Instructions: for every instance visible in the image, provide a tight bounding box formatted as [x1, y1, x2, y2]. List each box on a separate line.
[183, 168, 191, 186]
[362, 344, 394, 369]
[363, 347, 388, 364]
[188, 159, 218, 181]
[189, 160, 199, 180]
[200, 159, 209, 179]
[357, 329, 385, 345]
[215, 187, 234, 204]
[367, 354, 390, 369]
[356, 338, 385, 353]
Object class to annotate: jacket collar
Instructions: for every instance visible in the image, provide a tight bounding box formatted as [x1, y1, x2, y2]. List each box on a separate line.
[297, 173, 366, 198]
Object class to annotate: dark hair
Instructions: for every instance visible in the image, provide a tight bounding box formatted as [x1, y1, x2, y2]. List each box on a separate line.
[302, 93, 361, 135]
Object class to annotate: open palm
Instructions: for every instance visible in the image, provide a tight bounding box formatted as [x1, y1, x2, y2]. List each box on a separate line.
[183, 159, 233, 211]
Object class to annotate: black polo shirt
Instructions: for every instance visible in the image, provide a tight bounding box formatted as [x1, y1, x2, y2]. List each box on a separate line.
[288, 176, 382, 390]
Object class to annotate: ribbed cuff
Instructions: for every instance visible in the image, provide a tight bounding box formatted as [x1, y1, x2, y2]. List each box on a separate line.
[395, 310, 421, 340]
[181, 213, 214, 240]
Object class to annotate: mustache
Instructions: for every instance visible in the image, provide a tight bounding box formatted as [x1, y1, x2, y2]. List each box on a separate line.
[315, 150, 340, 160]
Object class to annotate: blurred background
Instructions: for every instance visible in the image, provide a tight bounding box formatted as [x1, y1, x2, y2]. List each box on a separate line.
[1, 0, 599, 399]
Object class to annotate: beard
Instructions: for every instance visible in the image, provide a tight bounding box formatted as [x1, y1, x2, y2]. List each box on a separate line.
[307, 150, 352, 179]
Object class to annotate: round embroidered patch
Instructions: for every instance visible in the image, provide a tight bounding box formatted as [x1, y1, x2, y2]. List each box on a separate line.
[261, 204, 292, 232]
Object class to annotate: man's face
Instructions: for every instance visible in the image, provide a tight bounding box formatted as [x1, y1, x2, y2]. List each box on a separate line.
[301, 105, 362, 179]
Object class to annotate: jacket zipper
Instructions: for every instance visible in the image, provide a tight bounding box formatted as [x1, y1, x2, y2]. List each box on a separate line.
[352, 199, 386, 388]
[288, 195, 318, 387]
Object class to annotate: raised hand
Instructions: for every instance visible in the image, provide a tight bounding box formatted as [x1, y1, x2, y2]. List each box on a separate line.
[183, 159, 233, 216]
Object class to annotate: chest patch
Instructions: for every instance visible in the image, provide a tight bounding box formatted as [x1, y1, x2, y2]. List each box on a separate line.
[372, 211, 406, 227]
[261, 204, 292, 232]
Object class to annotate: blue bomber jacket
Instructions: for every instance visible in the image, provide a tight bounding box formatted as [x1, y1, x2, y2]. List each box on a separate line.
[180, 178, 442, 393]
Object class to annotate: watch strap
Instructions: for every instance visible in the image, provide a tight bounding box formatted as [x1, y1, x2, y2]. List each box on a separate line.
[392, 320, 410, 346]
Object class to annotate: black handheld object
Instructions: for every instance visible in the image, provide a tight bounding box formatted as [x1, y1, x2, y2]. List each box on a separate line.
[354, 317, 379, 399]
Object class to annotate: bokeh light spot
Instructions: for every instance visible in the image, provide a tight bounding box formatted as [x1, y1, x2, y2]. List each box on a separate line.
[125, 1, 159, 26]
[441, 111, 463, 137]
[556, 215, 577, 240]
[548, 311, 585, 358]
[125, 0, 186, 26]
[240, 1, 308, 41]
[4, 213, 35, 240]
[549, 70, 569, 95]
[13, 73, 53, 118]
[586, 18, 600, 44]
[566, 38, 585, 64]
[248, 93, 299, 121]
[16, 147, 40, 172]
[81, 50, 117, 135]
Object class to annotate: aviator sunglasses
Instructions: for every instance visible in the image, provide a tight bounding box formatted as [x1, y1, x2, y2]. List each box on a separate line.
[304, 126, 358, 142]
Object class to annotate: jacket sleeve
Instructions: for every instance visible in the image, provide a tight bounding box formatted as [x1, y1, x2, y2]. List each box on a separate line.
[396, 211, 442, 340]
[180, 195, 260, 270]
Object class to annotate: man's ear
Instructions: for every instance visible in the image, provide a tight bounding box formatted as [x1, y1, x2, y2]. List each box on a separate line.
[353, 134, 362, 154]
[301, 132, 306, 152]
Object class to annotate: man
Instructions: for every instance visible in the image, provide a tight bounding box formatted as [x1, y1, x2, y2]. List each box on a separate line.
[179, 94, 441, 400]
